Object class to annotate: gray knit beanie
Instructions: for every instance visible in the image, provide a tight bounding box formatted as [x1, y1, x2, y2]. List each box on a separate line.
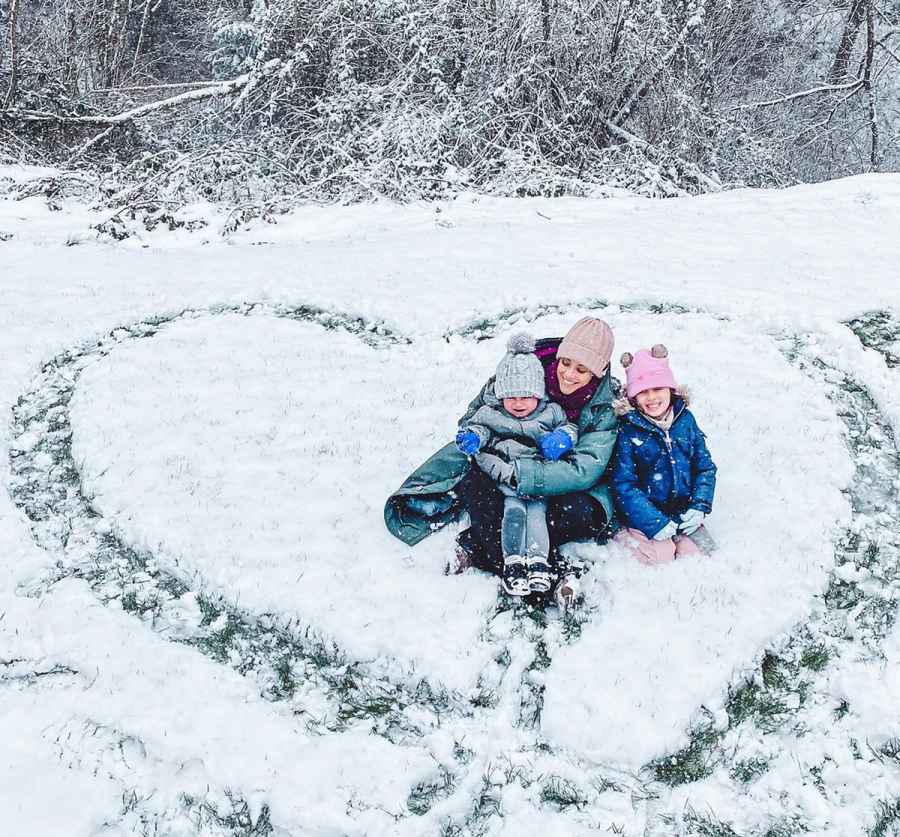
[494, 333, 545, 400]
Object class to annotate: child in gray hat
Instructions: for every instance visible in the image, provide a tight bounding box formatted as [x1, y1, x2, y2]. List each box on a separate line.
[456, 333, 579, 596]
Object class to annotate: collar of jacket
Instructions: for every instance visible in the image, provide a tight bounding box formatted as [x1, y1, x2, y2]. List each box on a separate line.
[622, 396, 688, 433]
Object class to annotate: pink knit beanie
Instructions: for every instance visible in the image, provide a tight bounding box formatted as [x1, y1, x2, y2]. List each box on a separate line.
[557, 316, 615, 377]
[621, 344, 677, 399]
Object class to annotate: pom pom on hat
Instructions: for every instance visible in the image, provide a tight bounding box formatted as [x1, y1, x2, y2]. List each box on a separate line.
[507, 332, 536, 354]
[623, 344, 677, 399]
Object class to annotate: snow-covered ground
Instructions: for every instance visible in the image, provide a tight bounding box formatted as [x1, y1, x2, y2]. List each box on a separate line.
[2, 171, 900, 835]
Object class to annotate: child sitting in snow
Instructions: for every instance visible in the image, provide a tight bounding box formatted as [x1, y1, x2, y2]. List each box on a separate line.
[612, 344, 717, 563]
[456, 333, 579, 596]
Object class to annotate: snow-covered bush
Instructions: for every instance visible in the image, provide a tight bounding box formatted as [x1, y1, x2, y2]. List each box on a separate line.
[0, 0, 896, 210]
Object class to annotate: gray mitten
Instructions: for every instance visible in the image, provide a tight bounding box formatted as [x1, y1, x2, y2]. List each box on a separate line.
[475, 452, 516, 487]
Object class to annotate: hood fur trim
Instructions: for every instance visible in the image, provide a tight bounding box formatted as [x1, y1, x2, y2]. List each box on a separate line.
[614, 386, 691, 417]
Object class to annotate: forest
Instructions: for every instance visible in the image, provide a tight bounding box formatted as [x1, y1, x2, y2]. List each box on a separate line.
[1, 0, 898, 218]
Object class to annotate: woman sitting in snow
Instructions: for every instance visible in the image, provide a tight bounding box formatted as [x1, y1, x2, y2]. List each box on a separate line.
[384, 316, 618, 607]
[612, 344, 717, 563]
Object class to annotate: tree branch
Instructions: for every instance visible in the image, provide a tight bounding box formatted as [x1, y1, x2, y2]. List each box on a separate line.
[2, 74, 250, 126]
[94, 81, 225, 93]
[609, 5, 706, 126]
[729, 78, 864, 111]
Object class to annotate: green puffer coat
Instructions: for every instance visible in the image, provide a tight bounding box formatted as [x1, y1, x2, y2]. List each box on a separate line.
[384, 352, 619, 546]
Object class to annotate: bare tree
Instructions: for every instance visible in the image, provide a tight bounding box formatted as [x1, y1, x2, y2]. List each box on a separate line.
[4, 0, 19, 106]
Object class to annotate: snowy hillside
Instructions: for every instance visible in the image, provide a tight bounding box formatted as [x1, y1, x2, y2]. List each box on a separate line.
[3, 173, 900, 835]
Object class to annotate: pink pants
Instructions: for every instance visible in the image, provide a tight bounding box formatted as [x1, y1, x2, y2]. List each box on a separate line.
[614, 527, 704, 566]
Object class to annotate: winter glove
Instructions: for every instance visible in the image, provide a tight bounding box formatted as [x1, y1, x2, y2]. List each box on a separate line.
[652, 521, 678, 541]
[678, 508, 706, 535]
[540, 429, 574, 461]
[456, 429, 482, 455]
[476, 453, 517, 488]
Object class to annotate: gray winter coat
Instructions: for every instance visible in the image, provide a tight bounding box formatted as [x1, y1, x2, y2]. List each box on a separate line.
[462, 391, 578, 470]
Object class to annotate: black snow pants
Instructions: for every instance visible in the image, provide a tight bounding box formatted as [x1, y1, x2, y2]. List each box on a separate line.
[455, 465, 608, 578]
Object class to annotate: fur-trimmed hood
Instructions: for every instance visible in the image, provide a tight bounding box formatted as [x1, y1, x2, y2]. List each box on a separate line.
[613, 386, 691, 417]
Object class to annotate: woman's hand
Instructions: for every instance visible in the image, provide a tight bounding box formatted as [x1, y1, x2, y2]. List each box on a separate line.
[540, 429, 574, 461]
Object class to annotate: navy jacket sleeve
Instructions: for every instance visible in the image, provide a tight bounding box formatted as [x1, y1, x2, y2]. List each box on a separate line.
[688, 417, 717, 513]
[612, 431, 671, 538]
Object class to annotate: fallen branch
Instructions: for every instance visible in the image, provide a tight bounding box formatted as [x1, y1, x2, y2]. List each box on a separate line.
[2, 73, 250, 127]
[65, 124, 119, 166]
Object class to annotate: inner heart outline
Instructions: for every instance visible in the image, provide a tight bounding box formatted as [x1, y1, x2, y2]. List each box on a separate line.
[7, 300, 900, 834]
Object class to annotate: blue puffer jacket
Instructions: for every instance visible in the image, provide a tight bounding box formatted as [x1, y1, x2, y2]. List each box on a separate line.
[612, 396, 716, 538]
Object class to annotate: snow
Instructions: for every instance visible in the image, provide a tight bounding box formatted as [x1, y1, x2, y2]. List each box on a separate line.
[541, 312, 852, 765]
[69, 313, 498, 692]
[1, 580, 433, 834]
[2, 171, 900, 834]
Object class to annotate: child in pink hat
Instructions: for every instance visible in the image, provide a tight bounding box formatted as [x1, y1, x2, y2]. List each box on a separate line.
[611, 344, 717, 564]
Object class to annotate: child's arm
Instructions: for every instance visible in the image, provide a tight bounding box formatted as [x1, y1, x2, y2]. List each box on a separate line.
[688, 416, 717, 513]
[612, 432, 673, 539]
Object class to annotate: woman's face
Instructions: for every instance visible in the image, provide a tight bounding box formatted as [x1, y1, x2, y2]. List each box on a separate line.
[556, 357, 594, 395]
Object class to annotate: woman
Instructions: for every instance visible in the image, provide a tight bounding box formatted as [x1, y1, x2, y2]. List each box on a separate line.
[384, 316, 618, 605]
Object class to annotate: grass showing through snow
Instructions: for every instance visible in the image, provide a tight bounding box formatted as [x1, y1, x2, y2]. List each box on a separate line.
[8, 301, 900, 835]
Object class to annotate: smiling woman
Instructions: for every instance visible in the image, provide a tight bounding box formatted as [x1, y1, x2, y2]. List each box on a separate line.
[384, 316, 619, 606]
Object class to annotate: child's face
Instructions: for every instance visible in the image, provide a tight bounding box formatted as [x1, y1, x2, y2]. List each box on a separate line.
[635, 387, 672, 419]
[503, 396, 539, 418]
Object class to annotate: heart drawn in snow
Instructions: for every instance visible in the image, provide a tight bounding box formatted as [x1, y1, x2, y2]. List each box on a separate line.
[69, 309, 852, 766]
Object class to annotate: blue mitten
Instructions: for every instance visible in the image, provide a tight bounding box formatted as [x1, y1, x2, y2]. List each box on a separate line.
[540, 429, 573, 461]
[456, 429, 482, 455]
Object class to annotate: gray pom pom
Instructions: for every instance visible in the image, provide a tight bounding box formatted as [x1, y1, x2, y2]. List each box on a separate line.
[651, 343, 668, 359]
[620, 352, 634, 368]
[506, 332, 536, 354]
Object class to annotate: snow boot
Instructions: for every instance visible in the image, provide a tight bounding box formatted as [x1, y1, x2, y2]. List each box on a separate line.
[527, 555, 553, 593]
[501, 555, 530, 597]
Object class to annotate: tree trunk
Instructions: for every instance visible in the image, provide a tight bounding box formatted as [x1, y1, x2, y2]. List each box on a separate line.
[131, 0, 153, 75]
[4, 0, 20, 107]
[829, 0, 867, 81]
[864, 0, 878, 170]
[64, 4, 78, 94]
